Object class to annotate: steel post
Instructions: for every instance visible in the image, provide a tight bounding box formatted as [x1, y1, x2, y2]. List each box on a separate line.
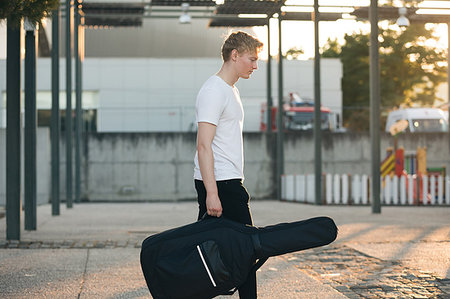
[314, 0, 322, 205]
[267, 18, 273, 133]
[66, 0, 73, 208]
[6, 21, 22, 240]
[370, 0, 381, 213]
[24, 19, 37, 230]
[51, 9, 61, 216]
[75, 1, 82, 203]
[448, 23, 450, 149]
[276, 15, 284, 201]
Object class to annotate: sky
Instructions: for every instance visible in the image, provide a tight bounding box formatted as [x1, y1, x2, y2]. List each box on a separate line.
[251, 0, 450, 60]
[252, 18, 449, 60]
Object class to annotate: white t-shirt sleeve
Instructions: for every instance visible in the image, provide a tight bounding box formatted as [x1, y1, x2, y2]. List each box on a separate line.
[196, 88, 227, 126]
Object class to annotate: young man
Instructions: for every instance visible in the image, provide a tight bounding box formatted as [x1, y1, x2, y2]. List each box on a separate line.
[193, 31, 263, 299]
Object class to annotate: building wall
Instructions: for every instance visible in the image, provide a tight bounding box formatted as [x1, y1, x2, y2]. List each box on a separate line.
[0, 57, 343, 132]
[84, 18, 253, 58]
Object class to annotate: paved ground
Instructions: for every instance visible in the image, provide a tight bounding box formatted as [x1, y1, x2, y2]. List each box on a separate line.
[0, 201, 449, 298]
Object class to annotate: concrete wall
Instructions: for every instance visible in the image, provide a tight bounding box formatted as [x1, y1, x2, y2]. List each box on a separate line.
[284, 132, 450, 175]
[75, 132, 450, 201]
[1, 131, 448, 204]
[0, 128, 51, 206]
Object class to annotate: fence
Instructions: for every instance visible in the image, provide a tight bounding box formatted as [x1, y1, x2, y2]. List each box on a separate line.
[281, 174, 450, 205]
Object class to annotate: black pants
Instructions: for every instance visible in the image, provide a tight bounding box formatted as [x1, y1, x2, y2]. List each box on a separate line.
[195, 179, 257, 299]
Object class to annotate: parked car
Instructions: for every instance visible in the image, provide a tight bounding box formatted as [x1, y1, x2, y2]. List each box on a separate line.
[385, 108, 448, 133]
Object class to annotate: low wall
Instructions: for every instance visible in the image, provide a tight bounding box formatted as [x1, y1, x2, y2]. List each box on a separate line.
[0, 128, 51, 206]
[1, 130, 449, 204]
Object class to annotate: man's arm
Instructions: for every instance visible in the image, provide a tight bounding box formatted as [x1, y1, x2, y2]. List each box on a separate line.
[197, 122, 222, 217]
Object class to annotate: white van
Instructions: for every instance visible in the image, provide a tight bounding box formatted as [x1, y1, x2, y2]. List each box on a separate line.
[385, 108, 448, 133]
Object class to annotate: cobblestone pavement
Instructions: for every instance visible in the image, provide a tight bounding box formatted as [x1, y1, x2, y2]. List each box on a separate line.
[284, 245, 450, 299]
[1, 238, 448, 299]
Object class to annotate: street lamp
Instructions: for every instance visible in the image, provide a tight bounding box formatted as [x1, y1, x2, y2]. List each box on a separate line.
[179, 3, 191, 24]
[397, 7, 410, 27]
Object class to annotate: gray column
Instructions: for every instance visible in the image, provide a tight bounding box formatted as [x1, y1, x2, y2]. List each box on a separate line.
[276, 15, 284, 201]
[66, 0, 73, 208]
[370, 0, 381, 214]
[314, 0, 322, 205]
[448, 23, 450, 149]
[267, 18, 273, 132]
[75, 1, 82, 203]
[24, 19, 37, 230]
[51, 8, 61, 216]
[6, 21, 21, 240]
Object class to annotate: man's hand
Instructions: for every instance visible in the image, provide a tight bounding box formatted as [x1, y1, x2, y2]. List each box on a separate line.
[206, 193, 222, 217]
[197, 122, 222, 217]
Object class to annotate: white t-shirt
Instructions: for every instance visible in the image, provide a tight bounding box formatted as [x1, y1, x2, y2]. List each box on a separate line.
[194, 75, 244, 181]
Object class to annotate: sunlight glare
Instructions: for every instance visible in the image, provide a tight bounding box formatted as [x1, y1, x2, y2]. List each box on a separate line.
[416, 9, 450, 15]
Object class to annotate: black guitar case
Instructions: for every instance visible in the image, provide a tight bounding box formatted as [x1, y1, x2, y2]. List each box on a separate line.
[140, 216, 337, 299]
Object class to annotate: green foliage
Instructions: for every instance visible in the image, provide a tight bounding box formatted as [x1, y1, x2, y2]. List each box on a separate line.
[285, 47, 304, 60]
[0, 0, 59, 28]
[322, 23, 447, 132]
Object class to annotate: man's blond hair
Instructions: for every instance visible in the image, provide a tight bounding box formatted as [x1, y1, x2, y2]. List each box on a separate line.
[221, 31, 263, 62]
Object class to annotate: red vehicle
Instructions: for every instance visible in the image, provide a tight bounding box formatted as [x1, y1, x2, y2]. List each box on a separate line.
[260, 102, 335, 132]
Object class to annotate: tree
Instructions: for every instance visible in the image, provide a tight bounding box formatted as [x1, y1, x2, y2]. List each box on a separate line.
[285, 47, 304, 60]
[0, 0, 59, 27]
[322, 24, 447, 132]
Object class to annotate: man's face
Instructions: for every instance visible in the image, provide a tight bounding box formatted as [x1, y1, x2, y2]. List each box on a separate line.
[235, 50, 259, 79]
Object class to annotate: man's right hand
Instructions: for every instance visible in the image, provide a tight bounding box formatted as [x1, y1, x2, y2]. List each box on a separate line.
[206, 193, 222, 217]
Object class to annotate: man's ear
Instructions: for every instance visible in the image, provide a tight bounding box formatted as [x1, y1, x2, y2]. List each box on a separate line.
[231, 49, 239, 62]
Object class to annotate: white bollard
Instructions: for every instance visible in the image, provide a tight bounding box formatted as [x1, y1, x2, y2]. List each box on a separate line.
[423, 175, 429, 205]
[353, 174, 361, 205]
[400, 175, 406, 205]
[286, 175, 295, 201]
[408, 175, 414, 205]
[333, 174, 340, 204]
[384, 176, 391, 205]
[295, 175, 304, 202]
[446, 176, 450, 205]
[384, 175, 393, 205]
[430, 175, 436, 205]
[281, 175, 286, 200]
[300, 174, 306, 202]
[326, 174, 332, 204]
[342, 174, 349, 205]
[437, 175, 443, 205]
[362, 174, 368, 205]
[392, 176, 399, 205]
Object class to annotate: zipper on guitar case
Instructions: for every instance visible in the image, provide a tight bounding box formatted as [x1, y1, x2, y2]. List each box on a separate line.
[196, 245, 217, 287]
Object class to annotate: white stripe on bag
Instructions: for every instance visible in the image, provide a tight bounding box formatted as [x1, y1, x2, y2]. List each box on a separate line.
[197, 245, 217, 287]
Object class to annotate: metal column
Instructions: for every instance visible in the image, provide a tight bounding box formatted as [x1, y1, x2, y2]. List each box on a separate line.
[276, 15, 284, 201]
[24, 19, 37, 230]
[51, 8, 61, 216]
[370, 0, 381, 214]
[75, 1, 82, 203]
[448, 23, 450, 149]
[267, 18, 273, 133]
[66, 0, 73, 208]
[313, 0, 322, 205]
[6, 21, 21, 240]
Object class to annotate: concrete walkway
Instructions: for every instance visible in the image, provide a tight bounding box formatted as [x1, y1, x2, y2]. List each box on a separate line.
[0, 201, 449, 298]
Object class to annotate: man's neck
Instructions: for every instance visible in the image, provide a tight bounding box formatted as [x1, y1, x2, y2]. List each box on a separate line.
[216, 63, 239, 87]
